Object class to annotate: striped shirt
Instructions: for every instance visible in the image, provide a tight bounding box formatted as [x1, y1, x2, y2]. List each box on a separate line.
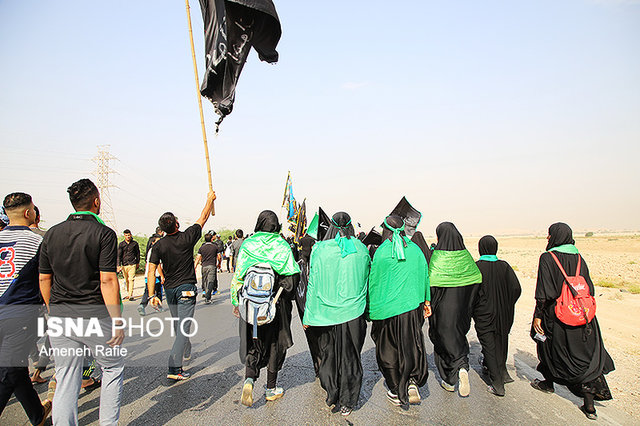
[0, 226, 43, 316]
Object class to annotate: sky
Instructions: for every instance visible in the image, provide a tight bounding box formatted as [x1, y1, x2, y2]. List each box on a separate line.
[1, 0, 639, 238]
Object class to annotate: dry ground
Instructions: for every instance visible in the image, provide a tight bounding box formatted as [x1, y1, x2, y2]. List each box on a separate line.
[462, 234, 640, 419]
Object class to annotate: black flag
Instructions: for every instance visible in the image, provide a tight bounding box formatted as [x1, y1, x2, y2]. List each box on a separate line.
[198, 0, 281, 129]
[362, 227, 383, 247]
[317, 207, 331, 241]
[389, 196, 422, 237]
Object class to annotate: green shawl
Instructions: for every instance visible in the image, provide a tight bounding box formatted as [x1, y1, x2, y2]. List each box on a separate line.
[548, 244, 579, 254]
[367, 238, 430, 321]
[230, 232, 300, 306]
[303, 239, 370, 326]
[429, 249, 482, 288]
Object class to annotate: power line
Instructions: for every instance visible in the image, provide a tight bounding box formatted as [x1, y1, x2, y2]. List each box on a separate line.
[92, 145, 118, 232]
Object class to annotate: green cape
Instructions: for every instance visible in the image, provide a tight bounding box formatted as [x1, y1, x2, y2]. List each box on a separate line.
[230, 232, 300, 306]
[303, 238, 370, 326]
[367, 238, 430, 321]
[429, 249, 482, 288]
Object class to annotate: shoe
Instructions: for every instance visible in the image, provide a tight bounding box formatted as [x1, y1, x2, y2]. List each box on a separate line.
[31, 372, 47, 384]
[37, 399, 52, 426]
[204, 299, 211, 305]
[83, 379, 101, 392]
[441, 380, 455, 392]
[153, 304, 163, 312]
[241, 378, 254, 406]
[212, 290, 218, 296]
[487, 385, 505, 397]
[129, 297, 136, 302]
[202, 293, 206, 299]
[458, 368, 470, 397]
[386, 390, 401, 406]
[137, 305, 146, 316]
[580, 405, 597, 420]
[530, 379, 554, 394]
[167, 370, 190, 381]
[408, 383, 421, 404]
[47, 378, 56, 402]
[340, 406, 352, 417]
[265, 386, 284, 401]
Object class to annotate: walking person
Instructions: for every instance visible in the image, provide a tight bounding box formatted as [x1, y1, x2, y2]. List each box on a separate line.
[39, 179, 125, 425]
[224, 236, 233, 272]
[194, 231, 222, 303]
[0, 192, 51, 426]
[147, 191, 216, 381]
[530, 223, 614, 420]
[145, 227, 164, 258]
[230, 229, 245, 272]
[230, 211, 300, 406]
[117, 229, 140, 301]
[428, 222, 482, 397]
[214, 234, 224, 272]
[303, 212, 370, 416]
[137, 236, 164, 316]
[29, 206, 46, 237]
[368, 215, 431, 407]
[472, 235, 521, 396]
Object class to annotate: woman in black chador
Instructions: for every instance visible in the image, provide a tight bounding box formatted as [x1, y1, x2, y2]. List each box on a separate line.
[531, 223, 614, 420]
[472, 235, 521, 396]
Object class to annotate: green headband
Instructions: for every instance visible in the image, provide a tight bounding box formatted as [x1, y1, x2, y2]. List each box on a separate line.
[332, 218, 356, 257]
[384, 217, 406, 260]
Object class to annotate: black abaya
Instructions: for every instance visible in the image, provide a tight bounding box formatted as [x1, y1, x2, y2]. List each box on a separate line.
[473, 255, 521, 393]
[241, 274, 296, 380]
[314, 316, 367, 408]
[370, 305, 429, 405]
[533, 250, 614, 399]
[429, 285, 477, 385]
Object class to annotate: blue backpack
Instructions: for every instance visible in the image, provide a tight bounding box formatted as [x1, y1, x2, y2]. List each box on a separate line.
[239, 263, 283, 339]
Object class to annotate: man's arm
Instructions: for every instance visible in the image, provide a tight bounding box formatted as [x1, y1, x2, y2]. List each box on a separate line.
[195, 191, 216, 228]
[100, 271, 124, 346]
[194, 254, 202, 268]
[116, 242, 123, 272]
[134, 242, 140, 269]
[157, 263, 165, 283]
[39, 273, 53, 308]
[147, 263, 161, 308]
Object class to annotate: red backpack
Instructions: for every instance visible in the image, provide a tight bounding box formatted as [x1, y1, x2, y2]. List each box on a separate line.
[549, 251, 596, 326]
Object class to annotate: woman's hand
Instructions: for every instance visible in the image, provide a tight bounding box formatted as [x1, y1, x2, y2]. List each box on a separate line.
[424, 302, 432, 318]
[533, 317, 544, 335]
[232, 305, 240, 318]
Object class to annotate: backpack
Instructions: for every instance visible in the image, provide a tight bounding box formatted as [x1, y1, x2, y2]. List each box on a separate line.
[238, 263, 284, 339]
[549, 251, 596, 326]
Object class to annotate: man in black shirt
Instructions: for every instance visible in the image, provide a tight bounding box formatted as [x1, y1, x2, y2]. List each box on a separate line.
[145, 227, 164, 258]
[194, 231, 221, 304]
[39, 179, 124, 425]
[117, 229, 140, 301]
[148, 191, 216, 381]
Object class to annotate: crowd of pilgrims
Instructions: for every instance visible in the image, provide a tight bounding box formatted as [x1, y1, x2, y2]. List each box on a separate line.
[230, 211, 614, 419]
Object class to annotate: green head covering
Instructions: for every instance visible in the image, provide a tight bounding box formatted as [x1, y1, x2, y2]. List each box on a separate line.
[383, 216, 406, 260]
[328, 214, 357, 258]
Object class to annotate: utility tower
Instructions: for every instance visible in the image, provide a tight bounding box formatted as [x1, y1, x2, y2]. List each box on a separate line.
[92, 145, 118, 232]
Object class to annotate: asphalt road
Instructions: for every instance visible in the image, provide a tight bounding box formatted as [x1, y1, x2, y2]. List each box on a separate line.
[3, 272, 634, 425]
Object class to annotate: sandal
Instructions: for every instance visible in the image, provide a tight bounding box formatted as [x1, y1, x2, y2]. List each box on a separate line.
[580, 405, 597, 420]
[530, 379, 554, 394]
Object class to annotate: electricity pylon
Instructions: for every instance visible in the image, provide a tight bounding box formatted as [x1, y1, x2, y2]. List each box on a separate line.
[92, 145, 118, 232]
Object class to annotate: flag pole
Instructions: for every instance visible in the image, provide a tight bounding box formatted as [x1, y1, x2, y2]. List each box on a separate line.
[281, 171, 291, 207]
[185, 0, 215, 215]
